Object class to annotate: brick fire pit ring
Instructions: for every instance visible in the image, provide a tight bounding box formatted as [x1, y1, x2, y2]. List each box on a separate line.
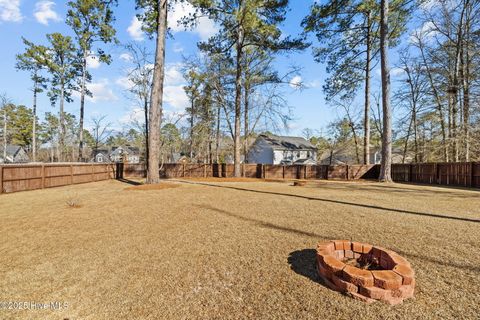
[317, 240, 415, 305]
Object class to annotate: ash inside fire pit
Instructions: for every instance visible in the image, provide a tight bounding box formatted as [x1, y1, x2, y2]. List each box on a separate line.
[316, 240, 415, 305]
[343, 256, 384, 270]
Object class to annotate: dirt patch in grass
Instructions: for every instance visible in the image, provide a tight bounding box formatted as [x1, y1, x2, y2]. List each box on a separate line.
[0, 179, 479, 319]
[124, 183, 180, 191]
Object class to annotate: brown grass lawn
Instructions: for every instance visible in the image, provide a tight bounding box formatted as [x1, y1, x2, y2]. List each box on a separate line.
[0, 179, 479, 320]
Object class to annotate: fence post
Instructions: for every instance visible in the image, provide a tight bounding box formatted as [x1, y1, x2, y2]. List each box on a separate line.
[346, 165, 350, 180]
[264, 164, 267, 179]
[91, 163, 95, 182]
[41, 165, 45, 189]
[70, 164, 74, 185]
[282, 165, 285, 179]
[204, 163, 207, 178]
[242, 163, 245, 177]
[0, 166, 3, 194]
[469, 162, 474, 188]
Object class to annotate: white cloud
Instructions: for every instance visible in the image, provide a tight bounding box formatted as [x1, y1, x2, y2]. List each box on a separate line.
[306, 79, 321, 88]
[127, 16, 144, 41]
[173, 43, 184, 53]
[164, 85, 189, 110]
[0, 0, 22, 22]
[169, 2, 217, 41]
[116, 62, 189, 111]
[165, 63, 184, 86]
[34, 1, 60, 25]
[391, 67, 405, 76]
[420, 0, 439, 10]
[119, 53, 133, 62]
[120, 107, 145, 124]
[289, 76, 302, 89]
[87, 53, 101, 69]
[409, 21, 438, 44]
[74, 79, 117, 103]
[115, 76, 135, 90]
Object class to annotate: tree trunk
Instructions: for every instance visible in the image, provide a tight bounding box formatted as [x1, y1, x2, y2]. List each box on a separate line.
[32, 78, 38, 162]
[189, 100, 195, 159]
[406, 69, 418, 163]
[78, 51, 87, 162]
[146, 0, 168, 184]
[363, 11, 371, 165]
[233, 22, 244, 177]
[451, 2, 466, 163]
[59, 83, 66, 162]
[462, 62, 470, 162]
[402, 115, 413, 164]
[379, 0, 392, 182]
[144, 94, 149, 169]
[2, 109, 6, 161]
[215, 103, 221, 163]
[418, 39, 448, 162]
[243, 79, 250, 163]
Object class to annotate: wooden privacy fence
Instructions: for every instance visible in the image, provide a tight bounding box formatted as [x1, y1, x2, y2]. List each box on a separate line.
[122, 163, 379, 181]
[123, 162, 479, 188]
[0, 163, 115, 194]
[391, 162, 480, 188]
[2, 162, 478, 195]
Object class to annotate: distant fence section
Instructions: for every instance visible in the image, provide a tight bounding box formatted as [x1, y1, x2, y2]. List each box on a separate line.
[122, 163, 379, 181]
[391, 162, 480, 188]
[1, 162, 478, 195]
[0, 163, 114, 194]
[124, 162, 479, 188]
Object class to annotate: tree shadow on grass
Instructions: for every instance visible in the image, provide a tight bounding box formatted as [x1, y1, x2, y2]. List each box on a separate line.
[197, 203, 480, 274]
[287, 249, 322, 284]
[181, 180, 480, 224]
[116, 178, 142, 186]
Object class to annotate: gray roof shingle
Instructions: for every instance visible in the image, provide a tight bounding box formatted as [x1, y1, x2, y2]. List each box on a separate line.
[259, 134, 317, 151]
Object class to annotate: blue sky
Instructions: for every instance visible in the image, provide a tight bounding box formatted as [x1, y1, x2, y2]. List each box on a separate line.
[0, 0, 419, 136]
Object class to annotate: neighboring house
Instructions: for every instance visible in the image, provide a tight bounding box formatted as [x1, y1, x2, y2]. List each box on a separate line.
[92, 149, 111, 163]
[0, 145, 30, 163]
[370, 147, 414, 164]
[109, 146, 141, 164]
[319, 146, 413, 165]
[247, 134, 317, 165]
[91, 146, 141, 164]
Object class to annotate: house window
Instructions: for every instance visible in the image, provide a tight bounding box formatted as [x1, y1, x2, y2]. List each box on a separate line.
[97, 155, 103, 162]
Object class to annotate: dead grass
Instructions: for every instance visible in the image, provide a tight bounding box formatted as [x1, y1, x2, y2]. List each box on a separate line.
[179, 177, 265, 183]
[0, 179, 479, 319]
[124, 183, 180, 191]
[65, 194, 82, 209]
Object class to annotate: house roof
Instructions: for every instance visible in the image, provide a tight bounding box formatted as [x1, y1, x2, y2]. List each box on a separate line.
[4, 145, 23, 157]
[110, 146, 140, 156]
[259, 134, 317, 151]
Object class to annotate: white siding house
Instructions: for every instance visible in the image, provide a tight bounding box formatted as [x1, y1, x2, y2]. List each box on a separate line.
[91, 146, 141, 164]
[247, 134, 317, 165]
[0, 145, 30, 163]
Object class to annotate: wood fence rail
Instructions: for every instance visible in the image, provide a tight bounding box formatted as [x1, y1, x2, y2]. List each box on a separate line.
[0, 163, 115, 194]
[1, 162, 478, 195]
[122, 163, 379, 181]
[123, 162, 479, 188]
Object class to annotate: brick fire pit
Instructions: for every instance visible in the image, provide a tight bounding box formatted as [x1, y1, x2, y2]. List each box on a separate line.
[316, 240, 415, 305]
